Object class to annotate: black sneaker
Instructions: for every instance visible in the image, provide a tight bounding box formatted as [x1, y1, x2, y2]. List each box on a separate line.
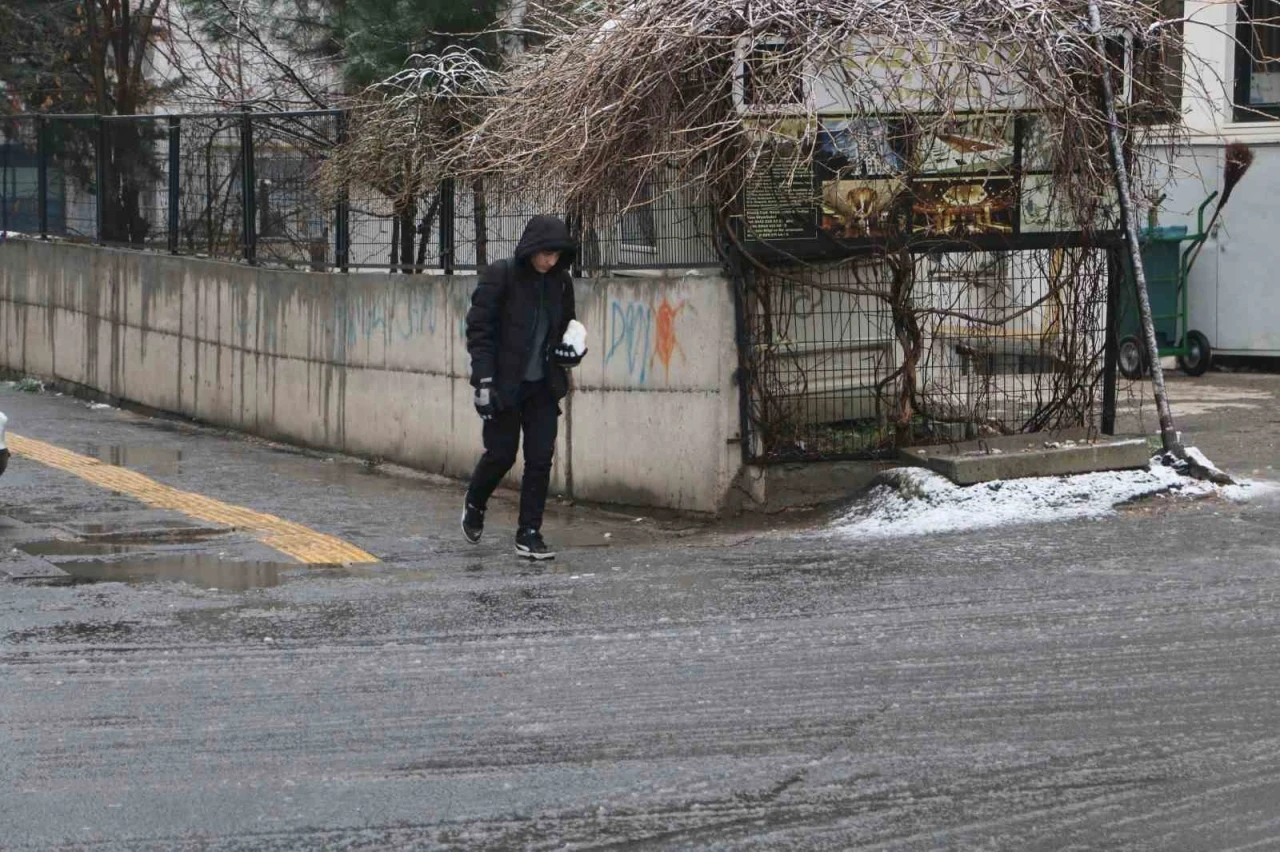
[461, 502, 485, 544]
[515, 528, 556, 560]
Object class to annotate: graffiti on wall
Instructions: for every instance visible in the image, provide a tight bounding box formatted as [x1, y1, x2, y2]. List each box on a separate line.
[335, 288, 440, 349]
[327, 283, 694, 385]
[334, 285, 479, 352]
[604, 292, 690, 384]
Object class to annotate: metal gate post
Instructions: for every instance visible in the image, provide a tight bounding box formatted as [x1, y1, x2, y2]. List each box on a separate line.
[36, 116, 49, 239]
[96, 117, 108, 243]
[239, 110, 257, 264]
[1102, 243, 1122, 435]
[0, 121, 8, 236]
[334, 110, 350, 272]
[439, 177, 455, 275]
[168, 117, 181, 254]
[728, 246, 757, 464]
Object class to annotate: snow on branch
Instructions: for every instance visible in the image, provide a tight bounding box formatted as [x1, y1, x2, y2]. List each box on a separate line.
[319, 48, 499, 204]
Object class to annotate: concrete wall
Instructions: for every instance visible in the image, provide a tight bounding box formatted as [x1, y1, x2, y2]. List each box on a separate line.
[0, 239, 742, 513]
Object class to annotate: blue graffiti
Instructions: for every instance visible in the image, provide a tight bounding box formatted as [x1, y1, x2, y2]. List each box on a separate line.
[345, 295, 387, 347]
[332, 286, 473, 361]
[397, 288, 438, 340]
[605, 301, 653, 384]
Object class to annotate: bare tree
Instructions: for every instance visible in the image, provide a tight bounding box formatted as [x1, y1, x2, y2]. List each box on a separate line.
[164, 0, 339, 111]
[320, 49, 499, 271]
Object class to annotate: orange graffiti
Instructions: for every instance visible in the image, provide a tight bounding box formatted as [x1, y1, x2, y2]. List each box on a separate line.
[651, 295, 687, 381]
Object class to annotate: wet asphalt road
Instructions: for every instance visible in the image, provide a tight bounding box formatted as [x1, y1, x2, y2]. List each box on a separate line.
[3, 380, 1280, 850]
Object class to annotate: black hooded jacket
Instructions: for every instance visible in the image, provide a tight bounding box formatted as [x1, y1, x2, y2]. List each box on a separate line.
[466, 215, 579, 403]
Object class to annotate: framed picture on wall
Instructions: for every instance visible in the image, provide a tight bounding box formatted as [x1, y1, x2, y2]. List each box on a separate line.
[913, 115, 1015, 175]
[910, 177, 1017, 237]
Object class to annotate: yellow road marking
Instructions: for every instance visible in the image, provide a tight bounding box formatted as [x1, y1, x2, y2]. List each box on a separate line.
[7, 434, 378, 565]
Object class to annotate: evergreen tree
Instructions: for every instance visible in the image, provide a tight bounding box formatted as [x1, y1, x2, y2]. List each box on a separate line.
[183, 0, 504, 94]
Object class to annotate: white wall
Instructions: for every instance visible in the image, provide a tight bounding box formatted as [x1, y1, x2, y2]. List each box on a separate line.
[1149, 1, 1280, 356]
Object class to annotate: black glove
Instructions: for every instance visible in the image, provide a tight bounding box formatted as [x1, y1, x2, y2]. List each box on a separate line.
[552, 343, 587, 368]
[474, 378, 498, 421]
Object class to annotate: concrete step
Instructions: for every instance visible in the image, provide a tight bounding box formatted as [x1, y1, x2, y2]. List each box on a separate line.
[900, 432, 1153, 485]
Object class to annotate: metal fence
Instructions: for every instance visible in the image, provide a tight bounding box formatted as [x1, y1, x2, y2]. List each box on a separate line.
[735, 243, 1121, 462]
[0, 110, 720, 273]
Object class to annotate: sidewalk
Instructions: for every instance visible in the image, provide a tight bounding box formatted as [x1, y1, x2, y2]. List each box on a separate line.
[0, 384, 709, 577]
[1115, 370, 1280, 477]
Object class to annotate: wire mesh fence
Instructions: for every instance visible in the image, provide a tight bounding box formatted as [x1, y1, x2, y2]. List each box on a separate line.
[0, 110, 720, 274]
[250, 113, 336, 269]
[0, 118, 43, 236]
[46, 117, 98, 242]
[175, 115, 244, 259]
[738, 244, 1118, 462]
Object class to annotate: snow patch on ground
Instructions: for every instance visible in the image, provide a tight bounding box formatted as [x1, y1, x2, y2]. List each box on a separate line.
[1185, 446, 1226, 477]
[832, 453, 1273, 539]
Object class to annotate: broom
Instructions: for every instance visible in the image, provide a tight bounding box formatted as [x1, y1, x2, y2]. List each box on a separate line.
[1185, 142, 1255, 273]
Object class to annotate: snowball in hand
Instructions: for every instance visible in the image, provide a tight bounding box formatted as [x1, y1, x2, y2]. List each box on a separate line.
[562, 320, 587, 356]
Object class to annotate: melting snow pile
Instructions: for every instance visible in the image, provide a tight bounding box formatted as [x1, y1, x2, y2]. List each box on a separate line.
[834, 453, 1268, 539]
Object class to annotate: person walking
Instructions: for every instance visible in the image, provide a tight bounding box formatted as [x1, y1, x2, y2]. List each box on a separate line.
[461, 215, 585, 560]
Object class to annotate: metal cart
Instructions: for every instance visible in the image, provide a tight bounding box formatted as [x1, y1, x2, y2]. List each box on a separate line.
[1117, 192, 1218, 380]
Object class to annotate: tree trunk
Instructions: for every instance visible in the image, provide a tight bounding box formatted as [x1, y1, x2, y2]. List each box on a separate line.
[500, 0, 528, 60]
[389, 216, 400, 271]
[1088, 0, 1183, 458]
[102, 126, 146, 245]
[398, 198, 417, 273]
[472, 177, 489, 271]
[887, 249, 921, 445]
[416, 193, 441, 270]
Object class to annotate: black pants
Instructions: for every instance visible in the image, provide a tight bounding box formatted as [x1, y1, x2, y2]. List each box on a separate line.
[466, 380, 559, 531]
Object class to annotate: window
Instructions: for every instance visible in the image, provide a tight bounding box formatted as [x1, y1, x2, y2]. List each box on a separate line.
[1236, 0, 1280, 120]
[741, 40, 805, 108]
[1064, 6, 1183, 125]
[620, 181, 657, 251]
[1131, 0, 1185, 123]
[1094, 0, 1185, 124]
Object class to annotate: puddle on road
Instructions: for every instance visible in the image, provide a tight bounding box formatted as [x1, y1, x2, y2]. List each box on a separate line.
[49, 554, 333, 591]
[85, 444, 183, 476]
[7, 620, 140, 644]
[3, 505, 132, 526]
[67, 519, 196, 535]
[61, 522, 229, 545]
[15, 536, 355, 590]
[18, 541, 140, 558]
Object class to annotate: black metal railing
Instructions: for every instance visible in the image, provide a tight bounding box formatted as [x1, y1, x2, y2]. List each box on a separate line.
[0, 110, 720, 274]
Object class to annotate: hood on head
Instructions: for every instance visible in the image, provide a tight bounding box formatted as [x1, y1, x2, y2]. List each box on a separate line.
[514, 215, 577, 272]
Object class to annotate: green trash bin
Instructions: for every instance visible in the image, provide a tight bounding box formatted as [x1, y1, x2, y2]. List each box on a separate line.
[1118, 193, 1218, 379]
[1119, 225, 1186, 350]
